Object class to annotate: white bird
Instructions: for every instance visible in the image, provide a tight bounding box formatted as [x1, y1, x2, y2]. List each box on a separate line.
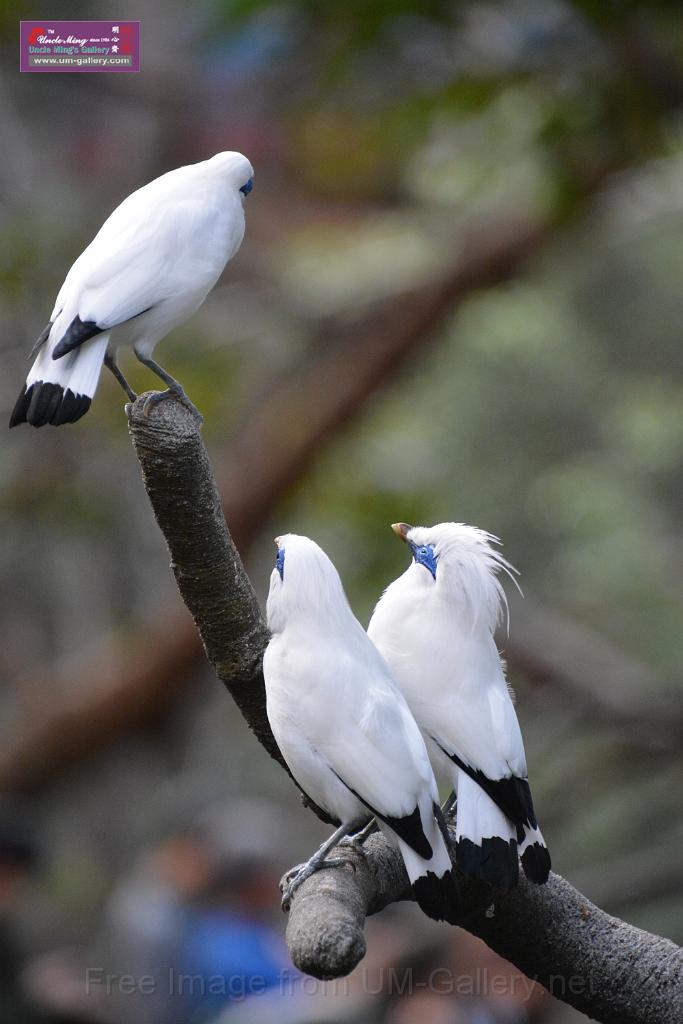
[10, 151, 254, 428]
[264, 533, 461, 921]
[368, 522, 551, 892]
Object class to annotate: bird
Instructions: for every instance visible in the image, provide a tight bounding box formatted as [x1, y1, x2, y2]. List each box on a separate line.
[367, 522, 551, 892]
[10, 151, 254, 428]
[263, 533, 461, 922]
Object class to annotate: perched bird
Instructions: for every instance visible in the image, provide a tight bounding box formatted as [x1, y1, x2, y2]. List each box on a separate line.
[10, 151, 254, 428]
[368, 522, 551, 892]
[264, 533, 461, 921]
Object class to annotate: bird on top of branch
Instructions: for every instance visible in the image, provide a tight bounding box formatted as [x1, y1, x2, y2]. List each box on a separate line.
[368, 521, 551, 892]
[263, 533, 462, 922]
[10, 151, 254, 429]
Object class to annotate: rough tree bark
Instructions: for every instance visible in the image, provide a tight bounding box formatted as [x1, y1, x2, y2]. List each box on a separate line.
[126, 395, 683, 1024]
[127, 394, 331, 823]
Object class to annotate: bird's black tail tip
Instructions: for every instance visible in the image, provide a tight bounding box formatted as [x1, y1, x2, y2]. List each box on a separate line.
[456, 836, 519, 892]
[521, 842, 551, 884]
[10, 382, 91, 428]
[412, 868, 462, 925]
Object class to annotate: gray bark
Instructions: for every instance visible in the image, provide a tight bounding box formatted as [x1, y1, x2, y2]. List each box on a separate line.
[127, 397, 333, 823]
[129, 396, 273, 756]
[283, 831, 683, 1024]
[128, 395, 683, 1024]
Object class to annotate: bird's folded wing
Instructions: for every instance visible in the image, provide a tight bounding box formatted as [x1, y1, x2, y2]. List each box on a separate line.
[422, 678, 526, 781]
[59, 193, 215, 330]
[322, 691, 435, 822]
[487, 685, 527, 777]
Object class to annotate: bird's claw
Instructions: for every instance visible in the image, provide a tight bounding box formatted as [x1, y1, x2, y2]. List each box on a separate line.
[280, 869, 307, 912]
[318, 856, 350, 870]
[282, 862, 307, 886]
[281, 888, 294, 913]
[280, 855, 355, 912]
[338, 835, 368, 854]
[279, 861, 310, 911]
[141, 388, 203, 425]
[339, 819, 377, 850]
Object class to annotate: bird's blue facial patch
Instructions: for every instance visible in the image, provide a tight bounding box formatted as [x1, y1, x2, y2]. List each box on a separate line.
[276, 547, 285, 580]
[409, 542, 437, 579]
[240, 177, 254, 196]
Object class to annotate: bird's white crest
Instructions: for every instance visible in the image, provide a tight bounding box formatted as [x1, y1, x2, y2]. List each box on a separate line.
[202, 150, 254, 188]
[267, 533, 361, 636]
[401, 522, 521, 634]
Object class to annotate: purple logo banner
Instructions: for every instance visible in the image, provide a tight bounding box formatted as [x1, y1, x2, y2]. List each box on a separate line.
[20, 21, 140, 73]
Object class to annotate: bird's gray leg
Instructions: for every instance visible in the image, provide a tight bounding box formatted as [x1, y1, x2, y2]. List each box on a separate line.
[281, 822, 353, 911]
[339, 817, 378, 849]
[441, 790, 457, 819]
[134, 351, 203, 424]
[104, 352, 137, 403]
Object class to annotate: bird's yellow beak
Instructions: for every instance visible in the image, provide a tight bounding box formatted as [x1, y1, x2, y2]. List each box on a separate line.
[391, 523, 412, 542]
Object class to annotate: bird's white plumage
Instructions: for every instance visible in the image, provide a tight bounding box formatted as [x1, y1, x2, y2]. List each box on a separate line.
[18, 151, 253, 422]
[368, 529, 525, 782]
[264, 534, 454, 893]
[368, 522, 549, 887]
[27, 335, 111, 397]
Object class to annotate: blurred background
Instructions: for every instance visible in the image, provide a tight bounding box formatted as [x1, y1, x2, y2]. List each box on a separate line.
[1, 0, 682, 1021]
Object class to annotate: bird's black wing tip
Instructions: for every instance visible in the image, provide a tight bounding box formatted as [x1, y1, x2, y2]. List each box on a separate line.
[52, 316, 103, 360]
[381, 803, 433, 861]
[27, 321, 53, 362]
[434, 740, 539, 837]
[332, 772, 434, 861]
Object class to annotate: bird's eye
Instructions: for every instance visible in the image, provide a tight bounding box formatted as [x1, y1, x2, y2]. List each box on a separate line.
[411, 543, 437, 580]
[276, 547, 285, 580]
[240, 178, 254, 196]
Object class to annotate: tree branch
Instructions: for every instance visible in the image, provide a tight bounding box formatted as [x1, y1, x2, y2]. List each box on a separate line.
[123, 397, 682, 1024]
[285, 830, 683, 1024]
[126, 397, 332, 822]
[127, 399, 273, 758]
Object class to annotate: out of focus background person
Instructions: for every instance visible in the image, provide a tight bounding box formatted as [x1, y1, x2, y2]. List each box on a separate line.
[1, 1, 682, 1021]
[96, 801, 296, 1024]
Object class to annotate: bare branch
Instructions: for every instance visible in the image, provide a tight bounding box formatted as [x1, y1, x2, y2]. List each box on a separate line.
[127, 399, 273, 758]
